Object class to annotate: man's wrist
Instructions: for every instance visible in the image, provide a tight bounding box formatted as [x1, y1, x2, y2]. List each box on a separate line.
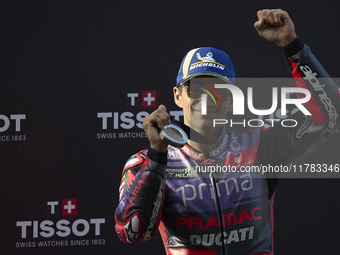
[281, 36, 304, 58]
[147, 147, 167, 165]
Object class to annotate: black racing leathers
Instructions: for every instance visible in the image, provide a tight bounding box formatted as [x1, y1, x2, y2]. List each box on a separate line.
[115, 37, 340, 255]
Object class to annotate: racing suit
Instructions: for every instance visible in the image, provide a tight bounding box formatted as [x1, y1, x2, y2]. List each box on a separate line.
[115, 37, 340, 255]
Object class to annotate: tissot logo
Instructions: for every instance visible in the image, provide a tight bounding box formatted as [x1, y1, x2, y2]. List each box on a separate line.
[0, 114, 27, 142]
[96, 91, 183, 139]
[15, 198, 106, 249]
[0, 114, 26, 132]
[127, 91, 157, 108]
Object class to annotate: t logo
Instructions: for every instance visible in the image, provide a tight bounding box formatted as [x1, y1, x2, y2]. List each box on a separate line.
[62, 199, 77, 216]
[142, 91, 157, 108]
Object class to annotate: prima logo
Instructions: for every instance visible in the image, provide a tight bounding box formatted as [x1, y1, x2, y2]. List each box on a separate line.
[175, 174, 253, 207]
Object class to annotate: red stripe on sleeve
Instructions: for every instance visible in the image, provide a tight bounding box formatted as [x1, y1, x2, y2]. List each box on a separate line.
[141, 157, 149, 170]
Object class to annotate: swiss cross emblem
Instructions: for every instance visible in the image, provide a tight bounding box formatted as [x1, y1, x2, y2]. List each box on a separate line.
[62, 199, 77, 216]
[142, 91, 157, 108]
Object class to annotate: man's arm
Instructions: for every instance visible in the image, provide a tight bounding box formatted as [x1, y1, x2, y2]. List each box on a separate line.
[115, 148, 167, 243]
[115, 105, 171, 243]
[255, 9, 340, 166]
